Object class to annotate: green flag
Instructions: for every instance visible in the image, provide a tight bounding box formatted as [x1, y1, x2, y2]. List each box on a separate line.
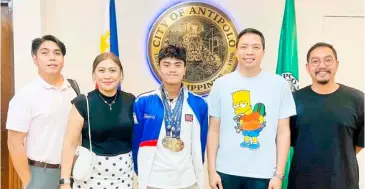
[276, 0, 299, 188]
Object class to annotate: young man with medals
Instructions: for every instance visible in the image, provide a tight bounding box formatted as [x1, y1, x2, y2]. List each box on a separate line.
[132, 45, 208, 189]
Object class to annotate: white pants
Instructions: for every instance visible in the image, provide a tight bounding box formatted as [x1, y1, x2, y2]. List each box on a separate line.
[73, 152, 133, 189]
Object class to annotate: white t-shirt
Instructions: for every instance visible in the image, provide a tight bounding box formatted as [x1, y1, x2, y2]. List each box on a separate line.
[208, 70, 296, 178]
[6, 76, 78, 164]
[148, 94, 196, 188]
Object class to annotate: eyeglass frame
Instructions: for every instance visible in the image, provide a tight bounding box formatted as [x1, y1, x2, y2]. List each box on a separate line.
[308, 56, 337, 67]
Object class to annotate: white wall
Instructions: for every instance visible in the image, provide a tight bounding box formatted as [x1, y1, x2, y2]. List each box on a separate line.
[13, 0, 365, 92]
[12, 0, 42, 88]
[12, 0, 364, 188]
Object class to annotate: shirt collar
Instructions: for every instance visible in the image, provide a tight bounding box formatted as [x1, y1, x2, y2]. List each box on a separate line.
[36, 76, 71, 90]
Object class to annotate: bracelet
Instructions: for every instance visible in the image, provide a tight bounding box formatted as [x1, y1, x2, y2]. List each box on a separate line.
[273, 172, 285, 180]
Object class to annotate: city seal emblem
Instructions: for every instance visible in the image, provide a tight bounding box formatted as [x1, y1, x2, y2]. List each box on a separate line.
[147, 2, 238, 95]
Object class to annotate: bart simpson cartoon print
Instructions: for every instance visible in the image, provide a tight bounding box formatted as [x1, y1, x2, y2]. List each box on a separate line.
[232, 90, 266, 150]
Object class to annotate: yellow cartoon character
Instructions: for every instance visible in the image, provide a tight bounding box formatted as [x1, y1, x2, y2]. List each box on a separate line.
[232, 90, 266, 150]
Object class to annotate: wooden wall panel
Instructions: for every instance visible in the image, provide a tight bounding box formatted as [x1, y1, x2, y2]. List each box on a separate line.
[1, 3, 21, 189]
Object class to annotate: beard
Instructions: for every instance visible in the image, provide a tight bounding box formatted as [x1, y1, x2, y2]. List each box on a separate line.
[317, 80, 329, 85]
[315, 69, 331, 85]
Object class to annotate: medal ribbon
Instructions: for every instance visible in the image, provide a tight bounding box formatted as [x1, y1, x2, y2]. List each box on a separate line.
[161, 87, 184, 139]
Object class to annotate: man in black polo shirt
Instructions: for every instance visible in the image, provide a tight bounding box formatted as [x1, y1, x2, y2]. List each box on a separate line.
[288, 42, 364, 189]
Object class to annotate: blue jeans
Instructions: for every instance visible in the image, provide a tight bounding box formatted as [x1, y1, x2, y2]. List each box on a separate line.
[218, 171, 269, 189]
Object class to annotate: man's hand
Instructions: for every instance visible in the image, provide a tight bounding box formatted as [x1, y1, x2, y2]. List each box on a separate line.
[22, 178, 31, 189]
[8, 130, 31, 185]
[209, 171, 223, 189]
[268, 176, 282, 189]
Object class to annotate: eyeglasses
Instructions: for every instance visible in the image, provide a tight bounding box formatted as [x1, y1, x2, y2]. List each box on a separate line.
[309, 57, 335, 67]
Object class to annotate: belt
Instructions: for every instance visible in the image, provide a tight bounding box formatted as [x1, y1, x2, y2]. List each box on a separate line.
[28, 159, 60, 169]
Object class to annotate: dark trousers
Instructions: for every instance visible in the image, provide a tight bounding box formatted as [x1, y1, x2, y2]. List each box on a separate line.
[218, 171, 270, 189]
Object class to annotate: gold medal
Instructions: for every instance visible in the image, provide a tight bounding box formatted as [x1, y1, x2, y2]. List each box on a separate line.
[174, 138, 184, 152]
[164, 138, 184, 152]
[167, 139, 175, 151]
[162, 136, 171, 149]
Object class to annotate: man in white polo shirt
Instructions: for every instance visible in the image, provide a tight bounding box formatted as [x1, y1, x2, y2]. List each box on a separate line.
[6, 35, 80, 189]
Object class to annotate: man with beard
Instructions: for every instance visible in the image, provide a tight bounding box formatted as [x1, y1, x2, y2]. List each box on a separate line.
[288, 42, 364, 189]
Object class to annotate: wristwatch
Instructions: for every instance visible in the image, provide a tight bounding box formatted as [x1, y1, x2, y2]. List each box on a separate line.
[273, 172, 285, 180]
[59, 178, 71, 185]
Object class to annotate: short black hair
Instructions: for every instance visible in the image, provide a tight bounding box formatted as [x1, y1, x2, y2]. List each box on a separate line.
[236, 28, 265, 50]
[306, 42, 338, 62]
[158, 44, 187, 66]
[31, 35, 66, 56]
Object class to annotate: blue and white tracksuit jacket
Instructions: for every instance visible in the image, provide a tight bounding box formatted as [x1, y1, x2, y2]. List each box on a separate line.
[132, 87, 208, 189]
